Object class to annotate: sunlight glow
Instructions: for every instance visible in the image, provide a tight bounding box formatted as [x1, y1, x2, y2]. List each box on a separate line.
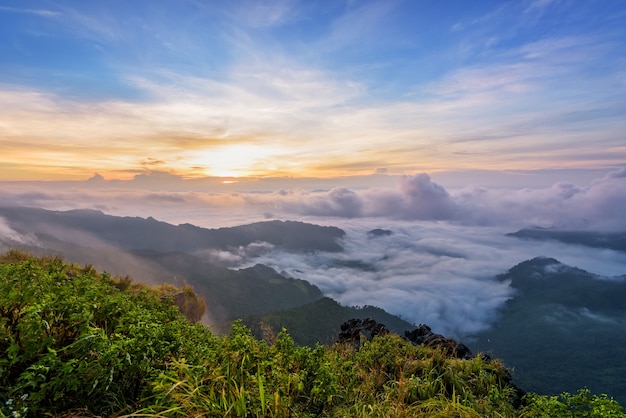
[188, 145, 281, 178]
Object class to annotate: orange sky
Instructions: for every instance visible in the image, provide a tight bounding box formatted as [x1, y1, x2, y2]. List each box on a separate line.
[1, 1, 625, 181]
[3, 83, 625, 182]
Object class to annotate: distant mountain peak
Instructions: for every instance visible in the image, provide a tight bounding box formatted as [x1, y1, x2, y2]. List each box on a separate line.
[367, 228, 393, 238]
[0, 206, 345, 253]
[506, 256, 561, 274]
[508, 228, 626, 253]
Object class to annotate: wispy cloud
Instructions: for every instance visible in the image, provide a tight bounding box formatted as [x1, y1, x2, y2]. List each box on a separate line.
[315, 0, 398, 53]
[229, 0, 300, 28]
[524, 0, 560, 14]
[2, 51, 625, 180]
[450, 3, 508, 33]
[1, 1, 625, 179]
[0, 6, 60, 17]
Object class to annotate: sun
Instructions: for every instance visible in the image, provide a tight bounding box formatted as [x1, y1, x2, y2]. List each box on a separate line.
[187, 144, 279, 178]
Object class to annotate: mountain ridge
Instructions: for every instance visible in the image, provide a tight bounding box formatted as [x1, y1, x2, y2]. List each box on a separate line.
[472, 256, 626, 404]
[508, 228, 626, 253]
[0, 206, 346, 253]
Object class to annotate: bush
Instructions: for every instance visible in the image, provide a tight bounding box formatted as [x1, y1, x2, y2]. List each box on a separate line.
[0, 252, 215, 416]
[0, 251, 623, 417]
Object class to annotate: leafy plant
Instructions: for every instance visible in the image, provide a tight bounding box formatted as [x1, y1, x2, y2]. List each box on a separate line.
[1, 251, 623, 417]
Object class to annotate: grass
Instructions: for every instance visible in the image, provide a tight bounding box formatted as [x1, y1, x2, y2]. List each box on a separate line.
[0, 250, 623, 417]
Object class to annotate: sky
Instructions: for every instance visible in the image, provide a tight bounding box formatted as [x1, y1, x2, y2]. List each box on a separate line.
[1, 0, 625, 183]
[2, 0, 626, 341]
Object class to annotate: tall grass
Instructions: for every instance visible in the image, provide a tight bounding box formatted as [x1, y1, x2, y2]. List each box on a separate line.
[1, 252, 623, 418]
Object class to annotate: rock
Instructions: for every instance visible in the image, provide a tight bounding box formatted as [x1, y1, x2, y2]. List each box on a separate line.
[338, 319, 473, 358]
[337, 318, 526, 408]
[403, 325, 525, 406]
[404, 324, 473, 359]
[337, 318, 390, 349]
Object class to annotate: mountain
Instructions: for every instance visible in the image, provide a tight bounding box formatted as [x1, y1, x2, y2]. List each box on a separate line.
[0, 206, 345, 253]
[242, 297, 415, 346]
[3, 253, 622, 417]
[0, 206, 412, 335]
[471, 257, 626, 405]
[131, 249, 324, 332]
[508, 228, 626, 253]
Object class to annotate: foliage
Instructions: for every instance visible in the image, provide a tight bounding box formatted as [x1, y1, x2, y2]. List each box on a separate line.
[521, 389, 625, 417]
[0, 251, 623, 417]
[131, 251, 324, 333]
[472, 257, 626, 404]
[0, 250, 215, 416]
[242, 296, 414, 346]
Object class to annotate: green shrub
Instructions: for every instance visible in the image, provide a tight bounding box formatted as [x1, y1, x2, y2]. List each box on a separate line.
[521, 389, 625, 417]
[0, 252, 215, 416]
[0, 251, 623, 417]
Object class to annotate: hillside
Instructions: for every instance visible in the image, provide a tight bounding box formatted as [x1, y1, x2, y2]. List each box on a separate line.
[242, 296, 415, 346]
[0, 206, 418, 336]
[0, 206, 346, 254]
[0, 206, 349, 332]
[471, 257, 626, 405]
[2, 252, 623, 417]
[2, 207, 626, 412]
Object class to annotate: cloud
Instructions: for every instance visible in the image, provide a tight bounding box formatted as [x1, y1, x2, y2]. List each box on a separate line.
[280, 188, 363, 218]
[0, 6, 60, 17]
[448, 169, 626, 230]
[195, 241, 275, 267]
[228, 0, 300, 28]
[3, 24, 626, 179]
[0, 217, 38, 246]
[2, 167, 626, 230]
[601, 167, 626, 180]
[239, 217, 626, 337]
[3, 1, 626, 181]
[391, 174, 456, 220]
[524, 0, 560, 14]
[229, 168, 626, 230]
[316, 1, 398, 53]
[2, 168, 626, 337]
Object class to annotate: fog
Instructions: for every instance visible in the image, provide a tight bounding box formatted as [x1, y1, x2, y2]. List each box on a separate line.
[2, 167, 625, 230]
[234, 219, 626, 337]
[1, 167, 625, 337]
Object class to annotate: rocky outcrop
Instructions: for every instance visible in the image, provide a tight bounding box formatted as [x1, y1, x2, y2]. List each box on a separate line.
[404, 324, 525, 407]
[338, 318, 472, 359]
[337, 318, 390, 349]
[338, 318, 526, 408]
[337, 318, 472, 359]
[404, 324, 473, 359]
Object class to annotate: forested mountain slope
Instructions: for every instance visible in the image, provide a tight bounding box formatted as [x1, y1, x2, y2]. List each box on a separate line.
[2, 252, 623, 417]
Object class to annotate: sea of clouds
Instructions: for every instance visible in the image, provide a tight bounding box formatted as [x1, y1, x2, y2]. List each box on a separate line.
[1, 167, 625, 336]
[236, 217, 626, 337]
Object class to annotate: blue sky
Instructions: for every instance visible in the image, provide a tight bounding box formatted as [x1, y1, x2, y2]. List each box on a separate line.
[0, 0, 625, 181]
[4, 0, 626, 353]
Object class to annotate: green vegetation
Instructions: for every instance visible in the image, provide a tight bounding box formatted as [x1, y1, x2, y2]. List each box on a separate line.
[131, 251, 324, 333]
[242, 297, 415, 346]
[1, 251, 624, 417]
[472, 257, 626, 404]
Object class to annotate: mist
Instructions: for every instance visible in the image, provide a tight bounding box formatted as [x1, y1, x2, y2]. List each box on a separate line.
[2, 167, 625, 230]
[1, 167, 625, 337]
[234, 219, 626, 337]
